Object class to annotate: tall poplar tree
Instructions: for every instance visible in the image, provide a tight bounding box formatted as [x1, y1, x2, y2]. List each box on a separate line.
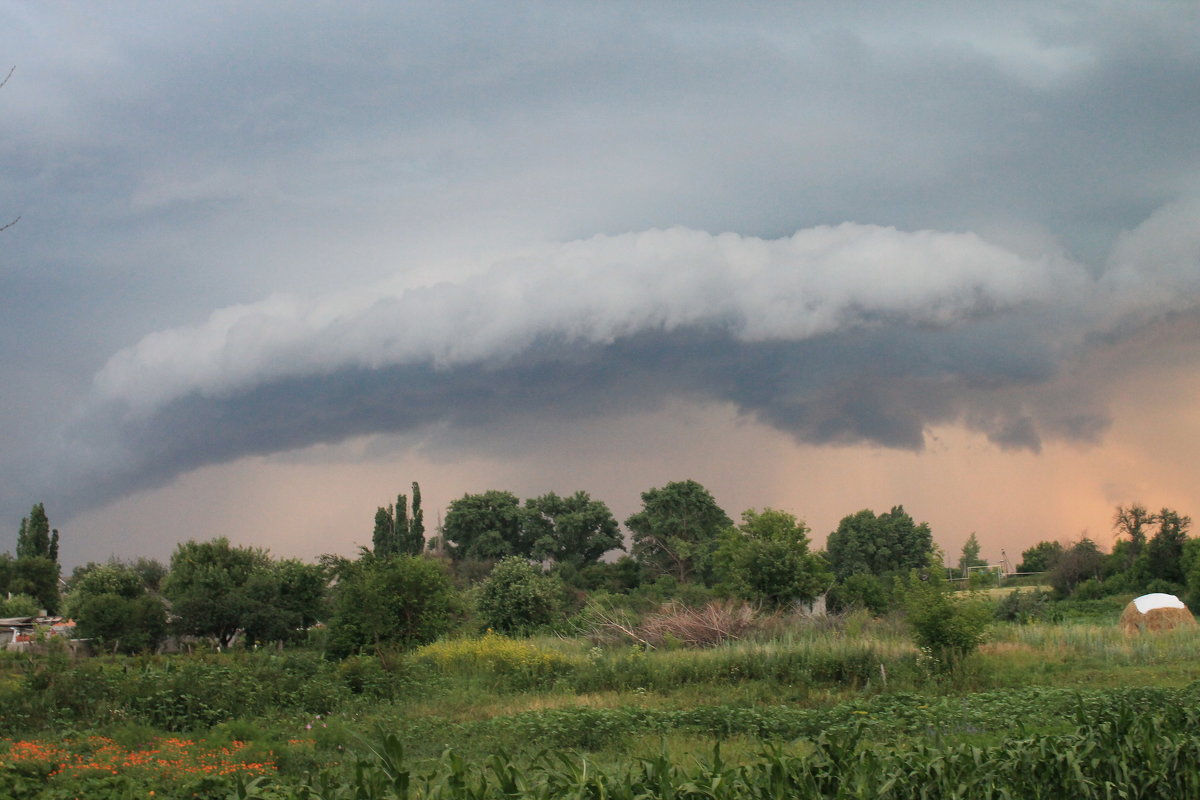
[373, 482, 427, 557]
[407, 482, 426, 555]
[16, 503, 53, 561]
[11, 503, 62, 613]
[372, 506, 395, 557]
[395, 492, 409, 554]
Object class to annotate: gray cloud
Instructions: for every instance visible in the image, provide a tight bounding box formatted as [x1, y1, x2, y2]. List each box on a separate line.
[2, 1, 1200, 531]
[50, 218, 1193, 515]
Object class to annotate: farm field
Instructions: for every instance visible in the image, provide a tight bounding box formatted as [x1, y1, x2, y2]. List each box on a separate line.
[4, 609, 1200, 798]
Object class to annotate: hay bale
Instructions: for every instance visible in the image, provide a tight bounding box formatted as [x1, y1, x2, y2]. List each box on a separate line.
[1120, 593, 1196, 634]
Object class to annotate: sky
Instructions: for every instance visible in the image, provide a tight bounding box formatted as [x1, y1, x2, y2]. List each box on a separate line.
[2, 2, 1200, 569]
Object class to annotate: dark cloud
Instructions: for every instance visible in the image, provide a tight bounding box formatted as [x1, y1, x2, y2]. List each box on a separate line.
[48, 214, 1192, 516]
[55, 319, 1057, 515]
[2, 2, 1200, 530]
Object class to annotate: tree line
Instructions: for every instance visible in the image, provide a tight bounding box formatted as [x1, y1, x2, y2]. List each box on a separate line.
[4, 483, 1189, 657]
[1013, 503, 1197, 604]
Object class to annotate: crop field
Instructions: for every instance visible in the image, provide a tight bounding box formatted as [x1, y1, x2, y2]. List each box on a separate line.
[4, 609, 1200, 798]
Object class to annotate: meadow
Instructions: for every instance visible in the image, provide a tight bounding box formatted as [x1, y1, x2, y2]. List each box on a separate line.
[5, 599, 1200, 798]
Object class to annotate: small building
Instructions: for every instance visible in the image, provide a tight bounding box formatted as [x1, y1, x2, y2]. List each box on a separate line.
[1, 616, 76, 651]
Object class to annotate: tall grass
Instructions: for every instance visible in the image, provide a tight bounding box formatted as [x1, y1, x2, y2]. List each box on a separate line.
[991, 622, 1200, 665]
[407, 620, 921, 697]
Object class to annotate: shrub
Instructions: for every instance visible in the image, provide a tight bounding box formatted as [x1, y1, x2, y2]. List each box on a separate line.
[325, 555, 460, 658]
[900, 570, 990, 671]
[476, 557, 562, 635]
[827, 573, 891, 615]
[1145, 578, 1185, 597]
[993, 589, 1054, 624]
[0, 593, 40, 617]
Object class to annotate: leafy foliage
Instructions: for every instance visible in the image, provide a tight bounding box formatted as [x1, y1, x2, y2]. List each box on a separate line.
[163, 538, 275, 648]
[259, 688, 1200, 800]
[956, 531, 986, 578]
[825, 506, 934, 581]
[240, 559, 327, 646]
[1016, 540, 1063, 573]
[372, 482, 426, 558]
[325, 554, 459, 657]
[1147, 508, 1191, 585]
[476, 556, 563, 635]
[15, 503, 56, 562]
[0, 553, 60, 615]
[714, 508, 830, 608]
[625, 479, 732, 584]
[414, 632, 573, 689]
[899, 569, 990, 669]
[1113, 502, 1155, 567]
[4, 504, 62, 614]
[826, 572, 892, 615]
[526, 490, 623, 567]
[1048, 537, 1104, 597]
[0, 592, 39, 617]
[443, 490, 532, 561]
[67, 562, 168, 654]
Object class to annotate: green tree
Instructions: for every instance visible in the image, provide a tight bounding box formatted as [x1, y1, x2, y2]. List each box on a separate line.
[16, 503, 56, 562]
[825, 506, 934, 581]
[1048, 537, 1105, 597]
[0, 592, 39, 617]
[1147, 508, 1191, 585]
[957, 532, 987, 579]
[714, 508, 830, 608]
[1016, 540, 1063, 574]
[67, 562, 168, 654]
[526, 490, 623, 567]
[130, 557, 168, 592]
[373, 506, 395, 558]
[163, 538, 273, 648]
[405, 481, 426, 555]
[625, 480, 732, 584]
[325, 554, 458, 657]
[0, 553, 60, 614]
[374, 483, 429, 558]
[826, 572, 891, 615]
[1113, 503, 1155, 569]
[476, 556, 563, 635]
[1183, 539, 1200, 610]
[241, 559, 327, 646]
[443, 490, 532, 561]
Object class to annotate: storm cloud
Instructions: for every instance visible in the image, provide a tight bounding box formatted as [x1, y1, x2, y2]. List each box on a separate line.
[3, 2, 1200, 555]
[54, 217, 1195, 513]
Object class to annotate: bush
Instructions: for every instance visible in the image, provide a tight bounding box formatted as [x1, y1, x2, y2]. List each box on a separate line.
[900, 570, 990, 671]
[0, 593, 40, 617]
[325, 555, 461, 658]
[993, 589, 1054, 624]
[1145, 578, 1185, 597]
[476, 557, 563, 635]
[827, 573, 891, 615]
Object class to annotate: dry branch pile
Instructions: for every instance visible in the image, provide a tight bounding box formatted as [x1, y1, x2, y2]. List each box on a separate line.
[577, 600, 762, 648]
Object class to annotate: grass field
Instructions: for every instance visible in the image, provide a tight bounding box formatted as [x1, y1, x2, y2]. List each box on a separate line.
[4, 607, 1200, 797]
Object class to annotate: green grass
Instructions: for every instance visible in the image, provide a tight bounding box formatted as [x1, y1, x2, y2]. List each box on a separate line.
[5, 615, 1200, 796]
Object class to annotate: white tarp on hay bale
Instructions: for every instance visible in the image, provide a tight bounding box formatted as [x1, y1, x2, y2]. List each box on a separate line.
[1120, 593, 1196, 634]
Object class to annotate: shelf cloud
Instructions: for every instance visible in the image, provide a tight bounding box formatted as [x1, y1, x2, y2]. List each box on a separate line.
[55, 213, 1198, 513]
